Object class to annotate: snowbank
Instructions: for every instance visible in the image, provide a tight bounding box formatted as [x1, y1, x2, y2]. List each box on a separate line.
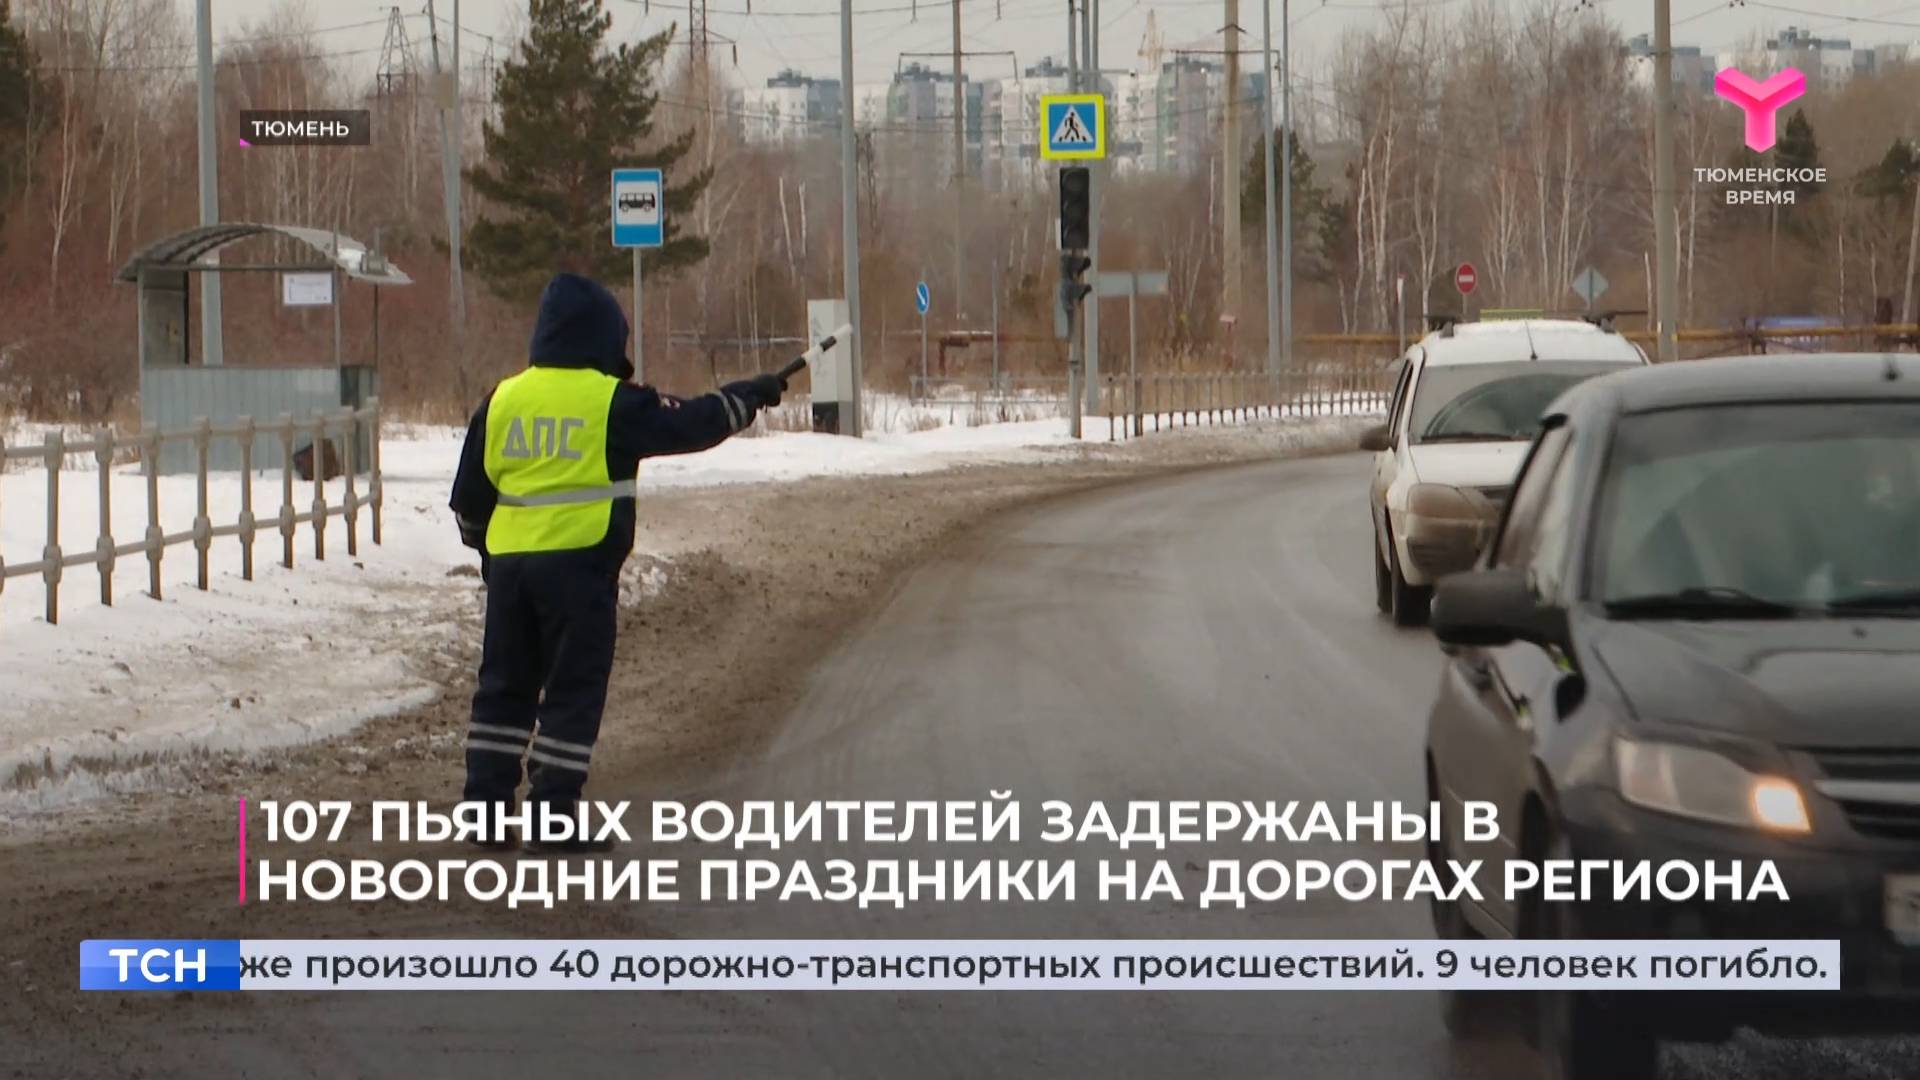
[0, 405, 1372, 815]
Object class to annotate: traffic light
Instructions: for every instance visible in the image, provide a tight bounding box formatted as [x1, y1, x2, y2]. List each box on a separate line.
[1058, 166, 1091, 250]
[1059, 252, 1093, 314]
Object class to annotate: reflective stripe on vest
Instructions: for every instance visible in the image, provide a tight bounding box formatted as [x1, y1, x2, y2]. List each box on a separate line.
[495, 479, 638, 507]
[483, 366, 626, 554]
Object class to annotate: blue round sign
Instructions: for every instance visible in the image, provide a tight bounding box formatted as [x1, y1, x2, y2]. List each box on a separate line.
[915, 281, 930, 315]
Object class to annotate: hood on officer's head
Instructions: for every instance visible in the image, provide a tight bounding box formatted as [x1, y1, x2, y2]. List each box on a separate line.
[528, 272, 634, 381]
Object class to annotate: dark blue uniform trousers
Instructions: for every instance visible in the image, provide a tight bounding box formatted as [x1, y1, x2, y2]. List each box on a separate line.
[463, 552, 618, 812]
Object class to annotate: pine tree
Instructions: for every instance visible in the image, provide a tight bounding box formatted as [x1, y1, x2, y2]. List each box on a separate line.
[1774, 109, 1820, 202]
[465, 0, 709, 302]
[0, 0, 43, 251]
[1860, 138, 1918, 204]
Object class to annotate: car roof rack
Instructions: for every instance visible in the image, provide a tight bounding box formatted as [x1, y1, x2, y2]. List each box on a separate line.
[1542, 309, 1647, 333]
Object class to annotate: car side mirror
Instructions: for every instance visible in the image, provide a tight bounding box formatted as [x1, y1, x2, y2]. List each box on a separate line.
[1358, 423, 1391, 452]
[1431, 567, 1565, 648]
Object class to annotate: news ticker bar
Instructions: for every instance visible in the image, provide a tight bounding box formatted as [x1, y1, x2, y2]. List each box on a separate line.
[81, 939, 1839, 993]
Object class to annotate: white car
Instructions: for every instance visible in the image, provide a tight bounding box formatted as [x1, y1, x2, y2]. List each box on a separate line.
[1362, 319, 1648, 625]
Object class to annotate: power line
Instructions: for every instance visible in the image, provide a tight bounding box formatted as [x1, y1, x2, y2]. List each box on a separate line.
[33, 15, 425, 74]
[48, 15, 398, 56]
[1673, 0, 1733, 29]
[609, 0, 1001, 20]
[667, 74, 1678, 199]
[1286, 81, 1686, 195]
[1743, 0, 1920, 28]
[38, 45, 388, 75]
[422, 13, 502, 47]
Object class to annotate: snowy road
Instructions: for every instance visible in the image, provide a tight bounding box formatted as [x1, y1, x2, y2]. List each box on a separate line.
[7, 450, 1913, 1077]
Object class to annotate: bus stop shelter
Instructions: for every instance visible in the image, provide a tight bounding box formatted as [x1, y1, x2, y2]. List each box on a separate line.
[115, 223, 411, 473]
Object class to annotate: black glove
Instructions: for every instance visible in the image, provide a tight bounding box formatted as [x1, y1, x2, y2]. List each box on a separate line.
[748, 373, 788, 409]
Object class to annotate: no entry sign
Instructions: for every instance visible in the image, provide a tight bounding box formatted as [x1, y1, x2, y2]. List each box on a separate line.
[1455, 263, 1478, 295]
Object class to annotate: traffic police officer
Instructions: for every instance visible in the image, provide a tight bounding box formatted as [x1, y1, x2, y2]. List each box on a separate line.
[449, 271, 785, 852]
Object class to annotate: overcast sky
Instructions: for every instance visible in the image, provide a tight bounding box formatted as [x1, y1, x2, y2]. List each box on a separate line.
[200, 0, 1920, 92]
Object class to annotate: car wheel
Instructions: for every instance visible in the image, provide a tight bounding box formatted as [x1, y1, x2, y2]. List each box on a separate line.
[1373, 523, 1394, 614]
[1529, 823, 1660, 1080]
[1388, 530, 1432, 627]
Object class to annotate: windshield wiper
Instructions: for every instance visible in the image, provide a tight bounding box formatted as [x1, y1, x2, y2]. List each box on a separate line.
[1603, 586, 1807, 620]
[1827, 589, 1920, 615]
[1418, 432, 1521, 443]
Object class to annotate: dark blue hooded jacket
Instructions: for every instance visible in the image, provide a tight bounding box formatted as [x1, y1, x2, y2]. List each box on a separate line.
[449, 272, 764, 575]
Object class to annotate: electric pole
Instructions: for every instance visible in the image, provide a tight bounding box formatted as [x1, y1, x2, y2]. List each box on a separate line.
[1066, 0, 1081, 413]
[1259, 0, 1279, 377]
[451, 0, 464, 314]
[1654, 0, 1678, 361]
[1083, 0, 1102, 414]
[840, 0, 865, 436]
[952, 0, 965, 320]
[425, 0, 466, 386]
[1067, 0, 1077, 95]
[1223, 0, 1242, 342]
[1279, 0, 1292, 372]
[1903, 127, 1920, 327]
[451, 0, 466, 352]
[195, 0, 223, 366]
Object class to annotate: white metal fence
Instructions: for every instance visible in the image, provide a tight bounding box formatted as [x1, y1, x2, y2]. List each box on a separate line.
[1096, 369, 1392, 440]
[905, 368, 1392, 437]
[0, 401, 384, 626]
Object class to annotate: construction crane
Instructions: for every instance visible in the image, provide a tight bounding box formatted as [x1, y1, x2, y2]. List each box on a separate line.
[1139, 10, 1164, 72]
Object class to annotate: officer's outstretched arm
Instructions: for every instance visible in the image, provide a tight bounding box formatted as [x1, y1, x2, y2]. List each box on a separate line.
[449, 398, 497, 552]
[612, 380, 764, 459]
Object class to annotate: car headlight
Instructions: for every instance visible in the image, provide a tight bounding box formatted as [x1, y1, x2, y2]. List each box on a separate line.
[1406, 483, 1481, 519]
[1614, 738, 1811, 834]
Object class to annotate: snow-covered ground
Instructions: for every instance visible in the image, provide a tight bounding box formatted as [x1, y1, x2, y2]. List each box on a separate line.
[0, 402, 1375, 815]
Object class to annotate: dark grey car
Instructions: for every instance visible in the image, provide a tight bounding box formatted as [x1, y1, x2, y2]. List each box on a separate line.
[1421, 354, 1920, 1079]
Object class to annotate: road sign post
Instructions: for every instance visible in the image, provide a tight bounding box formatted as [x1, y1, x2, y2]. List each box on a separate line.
[612, 167, 664, 383]
[1129, 272, 1138, 436]
[916, 279, 931, 383]
[1454, 262, 1478, 320]
[1396, 273, 1407, 357]
[1095, 270, 1168, 437]
[1572, 266, 1610, 312]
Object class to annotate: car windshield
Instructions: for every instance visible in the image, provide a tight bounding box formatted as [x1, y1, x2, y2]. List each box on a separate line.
[1594, 402, 1920, 614]
[1409, 361, 1635, 444]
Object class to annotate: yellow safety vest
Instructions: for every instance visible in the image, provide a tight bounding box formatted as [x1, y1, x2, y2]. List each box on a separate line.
[483, 366, 629, 555]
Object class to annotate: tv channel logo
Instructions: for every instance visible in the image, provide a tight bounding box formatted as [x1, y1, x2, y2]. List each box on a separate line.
[1712, 68, 1807, 153]
[80, 940, 242, 991]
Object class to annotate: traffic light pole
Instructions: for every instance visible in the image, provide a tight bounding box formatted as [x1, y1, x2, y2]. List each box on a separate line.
[1069, 299, 1084, 440]
[1083, 0, 1102, 417]
[1058, 166, 1093, 437]
[1061, 250, 1091, 440]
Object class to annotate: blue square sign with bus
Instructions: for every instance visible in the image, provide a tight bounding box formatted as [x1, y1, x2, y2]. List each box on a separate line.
[1040, 94, 1105, 160]
[611, 167, 664, 249]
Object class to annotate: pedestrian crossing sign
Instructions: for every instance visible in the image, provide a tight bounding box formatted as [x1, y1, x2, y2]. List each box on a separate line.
[1040, 94, 1105, 160]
